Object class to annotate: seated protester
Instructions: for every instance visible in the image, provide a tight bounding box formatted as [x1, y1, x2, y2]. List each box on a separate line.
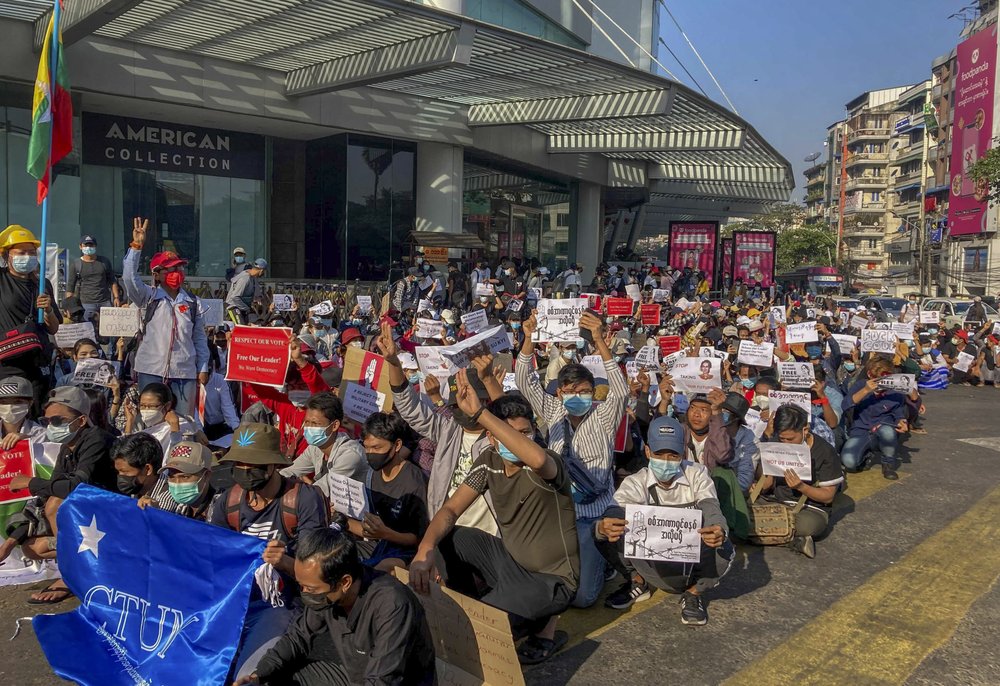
[129, 382, 204, 454]
[202, 347, 240, 441]
[136, 438, 217, 519]
[113, 432, 163, 499]
[208, 423, 329, 681]
[717, 392, 757, 492]
[841, 357, 909, 480]
[281, 393, 367, 495]
[0, 374, 46, 449]
[1, 386, 116, 604]
[755, 405, 843, 558]
[238, 528, 435, 686]
[683, 394, 734, 471]
[409, 372, 579, 666]
[941, 329, 980, 385]
[596, 416, 733, 624]
[810, 366, 842, 448]
[54, 337, 103, 386]
[343, 412, 428, 573]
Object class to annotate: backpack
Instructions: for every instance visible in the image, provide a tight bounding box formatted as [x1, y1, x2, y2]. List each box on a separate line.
[225, 478, 302, 540]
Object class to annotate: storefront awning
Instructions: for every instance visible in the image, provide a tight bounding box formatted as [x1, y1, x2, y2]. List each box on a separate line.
[407, 231, 485, 249]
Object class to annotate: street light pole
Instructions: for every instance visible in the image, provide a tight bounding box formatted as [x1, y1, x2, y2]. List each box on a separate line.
[917, 88, 931, 295]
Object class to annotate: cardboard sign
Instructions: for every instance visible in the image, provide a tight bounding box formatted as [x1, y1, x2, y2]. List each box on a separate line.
[72, 359, 118, 388]
[342, 381, 381, 423]
[416, 318, 445, 340]
[652, 289, 669, 303]
[338, 346, 394, 413]
[738, 340, 774, 368]
[831, 334, 858, 353]
[225, 326, 292, 387]
[778, 362, 815, 389]
[623, 504, 702, 564]
[767, 390, 811, 415]
[272, 294, 294, 311]
[474, 283, 495, 297]
[324, 472, 368, 520]
[785, 322, 818, 344]
[0, 440, 35, 505]
[861, 328, 897, 354]
[54, 322, 96, 349]
[658, 335, 682, 356]
[439, 325, 512, 368]
[877, 374, 915, 393]
[98, 307, 140, 337]
[625, 284, 642, 301]
[892, 322, 915, 340]
[634, 344, 659, 369]
[356, 295, 373, 314]
[533, 298, 588, 343]
[670, 357, 721, 395]
[759, 443, 812, 480]
[919, 310, 940, 325]
[199, 298, 224, 327]
[850, 314, 869, 330]
[639, 304, 661, 326]
[460, 309, 489, 334]
[606, 298, 635, 317]
[309, 300, 335, 317]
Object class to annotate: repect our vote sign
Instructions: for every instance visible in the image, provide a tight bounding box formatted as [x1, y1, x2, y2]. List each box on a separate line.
[99, 307, 140, 337]
[624, 504, 702, 564]
[759, 443, 812, 481]
[225, 326, 292, 387]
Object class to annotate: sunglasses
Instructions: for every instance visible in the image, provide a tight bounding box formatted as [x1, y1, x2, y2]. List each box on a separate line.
[38, 415, 81, 428]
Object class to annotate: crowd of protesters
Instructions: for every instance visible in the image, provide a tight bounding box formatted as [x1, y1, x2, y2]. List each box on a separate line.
[0, 218, 992, 685]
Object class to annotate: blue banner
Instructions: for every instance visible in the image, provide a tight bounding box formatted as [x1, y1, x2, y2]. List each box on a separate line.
[34, 485, 265, 686]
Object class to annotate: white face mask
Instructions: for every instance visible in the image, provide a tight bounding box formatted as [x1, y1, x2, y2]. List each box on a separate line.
[0, 403, 29, 425]
[140, 409, 164, 426]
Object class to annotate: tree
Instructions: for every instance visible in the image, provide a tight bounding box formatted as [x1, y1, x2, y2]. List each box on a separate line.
[967, 147, 1000, 204]
[775, 225, 837, 273]
[722, 202, 806, 237]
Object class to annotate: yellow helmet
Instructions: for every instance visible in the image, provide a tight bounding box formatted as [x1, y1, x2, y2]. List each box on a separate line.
[0, 225, 41, 250]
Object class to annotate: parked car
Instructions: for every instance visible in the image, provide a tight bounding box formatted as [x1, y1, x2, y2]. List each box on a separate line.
[921, 298, 1000, 330]
[860, 297, 908, 322]
[830, 296, 862, 311]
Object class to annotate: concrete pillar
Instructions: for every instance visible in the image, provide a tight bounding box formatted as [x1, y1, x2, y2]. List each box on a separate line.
[569, 181, 603, 283]
[415, 141, 463, 234]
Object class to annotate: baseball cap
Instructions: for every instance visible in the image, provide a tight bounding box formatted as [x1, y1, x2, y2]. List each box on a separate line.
[647, 416, 685, 455]
[160, 441, 213, 475]
[688, 393, 713, 409]
[253, 258, 268, 270]
[80, 235, 97, 245]
[233, 247, 246, 255]
[0, 376, 32, 400]
[150, 251, 188, 271]
[722, 325, 738, 337]
[45, 386, 91, 417]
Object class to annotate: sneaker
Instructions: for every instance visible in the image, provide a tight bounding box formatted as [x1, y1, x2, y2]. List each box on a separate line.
[787, 535, 816, 559]
[605, 580, 651, 610]
[603, 566, 617, 583]
[680, 591, 708, 625]
[882, 463, 899, 481]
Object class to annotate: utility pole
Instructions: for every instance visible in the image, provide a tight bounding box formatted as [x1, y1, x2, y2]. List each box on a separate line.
[837, 120, 850, 291]
[916, 88, 931, 295]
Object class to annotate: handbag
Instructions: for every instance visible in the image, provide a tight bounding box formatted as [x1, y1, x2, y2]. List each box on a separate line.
[744, 477, 806, 546]
[0, 321, 43, 362]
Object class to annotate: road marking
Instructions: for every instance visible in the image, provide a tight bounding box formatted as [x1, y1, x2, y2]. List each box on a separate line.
[958, 437, 1000, 453]
[721, 481, 1000, 686]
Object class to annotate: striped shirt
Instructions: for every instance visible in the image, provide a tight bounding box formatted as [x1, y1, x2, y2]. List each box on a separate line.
[515, 352, 628, 519]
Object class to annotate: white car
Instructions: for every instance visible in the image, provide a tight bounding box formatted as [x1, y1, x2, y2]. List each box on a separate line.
[921, 298, 1000, 330]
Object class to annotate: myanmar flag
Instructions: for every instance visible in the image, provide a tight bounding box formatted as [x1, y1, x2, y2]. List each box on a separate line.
[26, 2, 72, 205]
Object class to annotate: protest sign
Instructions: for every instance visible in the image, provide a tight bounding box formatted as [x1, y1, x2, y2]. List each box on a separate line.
[417, 298, 433, 313]
[505, 298, 524, 313]
[460, 309, 489, 334]
[625, 284, 641, 301]
[502, 373, 517, 393]
[416, 318, 445, 340]
[0, 441, 34, 505]
[831, 334, 858, 353]
[415, 346, 459, 398]
[54, 322, 95, 349]
[652, 289, 669, 302]
[662, 350, 686, 372]
[806, 308, 817, 320]
[919, 309, 940, 325]
[418, 276, 434, 291]
[440, 325, 512, 368]
[659, 335, 682, 356]
[323, 472, 368, 520]
[338, 346, 394, 413]
[199, 298, 224, 327]
[670, 357, 721, 394]
[769, 306, 786, 324]
[606, 297, 635, 317]
[891, 322, 914, 340]
[634, 344, 659, 369]
[738, 340, 774, 367]
[850, 314, 869, 330]
[744, 408, 767, 440]
[72, 359, 118, 388]
[639, 304, 661, 326]
[581, 355, 606, 380]
[98, 307, 140, 337]
[877, 374, 916, 393]
[785, 321, 818, 344]
[674, 297, 692, 310]
[272, 294, 294, 311]
[309, 300, 334, 317]
[474, 283, 495, 297]
[356, 295, 373, 313]
[533, 298, 587, 343]
[583, 293, 602, 310]
[759, 443, 812, 480]
[768, 390, 811, 415]
[342, 382, 381, 423]
[528, 287, 542, 301]
[955, 351, 975, 373]
[699, 346, 727, 359]
[224, 326, 291, 387]
[778, 361, 815, 389]
[861, 328, 897, 354]
[623, 504, 702, 564]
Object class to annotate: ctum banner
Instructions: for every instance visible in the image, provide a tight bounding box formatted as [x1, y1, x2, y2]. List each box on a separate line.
[82, 112, 266, 180]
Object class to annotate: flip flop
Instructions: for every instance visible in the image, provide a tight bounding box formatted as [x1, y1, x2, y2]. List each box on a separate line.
[517, 630, 568, 665]
[27, 582, 74, 605]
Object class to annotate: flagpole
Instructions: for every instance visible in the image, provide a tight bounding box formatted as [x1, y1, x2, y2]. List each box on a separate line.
[37, 0, 60, 324]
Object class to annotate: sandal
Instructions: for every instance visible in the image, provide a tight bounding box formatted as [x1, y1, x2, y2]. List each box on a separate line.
[27, 581, 74, 605]
[517, 630, 568, 665]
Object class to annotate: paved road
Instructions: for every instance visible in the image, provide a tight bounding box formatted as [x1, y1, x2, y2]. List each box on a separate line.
[1, 388, 998, 685]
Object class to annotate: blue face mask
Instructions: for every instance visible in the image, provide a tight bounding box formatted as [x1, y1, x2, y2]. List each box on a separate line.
[844, 362, 857, 372]
[234, 256, 245, 264]
[721, 409, 733, 425]
[576, 340, 585, 349]
[741, 377, 756, 389]
[408, 372, 423, 385]
[496, 441, 520, 464]
[648, 458, 683, 483]
[561, 349, 575, 360]
[562, 393, 593, 416]
[511, 322, 521, 330]
[82, 246, 96, 256]
[303, 425, 331, 447]
[11, 255, 38, 274]
[928, 328, 938, 335]
[168, 480, 203, 505]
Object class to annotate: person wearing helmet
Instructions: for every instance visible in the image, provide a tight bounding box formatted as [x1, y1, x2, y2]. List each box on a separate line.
[0, 225, 60, 406]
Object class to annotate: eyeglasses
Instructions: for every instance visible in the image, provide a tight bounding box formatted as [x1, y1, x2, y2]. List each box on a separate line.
[38, 415, 80, 428]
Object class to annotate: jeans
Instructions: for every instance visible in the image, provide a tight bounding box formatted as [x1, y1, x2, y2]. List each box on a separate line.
[136, 372, 198, 418]
[571, 515, 606, 609]
[841, 424, 898, 470]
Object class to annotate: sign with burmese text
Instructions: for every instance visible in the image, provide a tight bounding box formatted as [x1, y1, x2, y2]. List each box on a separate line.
[82, 113, 265, 179]
[225, 326, 291, 387]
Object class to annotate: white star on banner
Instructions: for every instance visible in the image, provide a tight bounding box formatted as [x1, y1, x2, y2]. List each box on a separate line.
[78, 515, 105, 558]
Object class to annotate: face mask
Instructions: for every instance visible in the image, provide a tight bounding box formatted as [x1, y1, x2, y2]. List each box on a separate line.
[168, 480, 203, 505]
[117, 474, 143, 495]
[164, 271, 185, 290]
[366, 449, 394, 471]
[303, 425, 331, 447]
[575, 340, 586, 349]
[349, 340, 363, 348]
[805, 345, 822, 359]
[606, 317, 614, 324]
[0, 403, 29, 425]
[288, 390, 311, 407]
[951, 337, 960, 346]
[721, 410, 733, 425]
[352, 318, 363, 326]
[416, 257, 424, 265]
[45, 418, 80, 444]
[140, 409, 164, 426]
[232, 466, 271, 492]
[82, 247, 96, 256]
[423, 264, 431, 272]
[496, 441, 520, 464]
[480, 297, 489, 304]
[300, 590, 334, 610]
[561, 349, 575, 360]
[511, 322, 521, 330]
[562, 394, 593, 416]
[234, 255, 245, 264]
[844, 362, 857, 372]
[11, 255, 38, 274]
[741, 377, 756, 389]
[648, 458, 683, 483]
[928, 328, 938, 335]
[408, 372, 423, 385]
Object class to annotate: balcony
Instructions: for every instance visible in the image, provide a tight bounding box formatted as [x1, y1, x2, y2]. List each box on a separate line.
[895, 145, 924, 164]
[846, 152, 889, 167]
[894, 168, 923, 186]
[806, 174, 826, 188]
[844, 201, 886, 215]
[893, 199, 921, 216]
[843, 224, 884, 237]
[847, 250, 884, 262]
[805, 189, 824, 203]
[845, 175, 888, 191]
[848, 128, 891, 142]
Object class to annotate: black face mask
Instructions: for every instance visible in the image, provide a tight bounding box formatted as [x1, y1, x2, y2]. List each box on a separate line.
[690, 423, 710, 437]
[117, 474, 142, 496]
[300, 591, 334, 611]
[366, 450, 394, 471]
[232, 466, 271, 492]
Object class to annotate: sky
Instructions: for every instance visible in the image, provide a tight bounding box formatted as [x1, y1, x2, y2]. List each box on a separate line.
[654, 0, 974, 200]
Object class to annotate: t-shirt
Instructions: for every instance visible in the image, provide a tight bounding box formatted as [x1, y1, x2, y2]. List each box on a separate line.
[770, 436, 844, 511]
[0, 271, 56, 368]
[450, 430, 481, 490]
[463, 447, 579, 589]
[68, 256, 115, 304]
[369, 461, 429, 544]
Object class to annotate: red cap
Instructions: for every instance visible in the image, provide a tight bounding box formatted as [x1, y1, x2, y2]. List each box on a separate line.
[150, 251, 188, 271]
[955, 329, 969, 341]
[341, 327, 363, 345]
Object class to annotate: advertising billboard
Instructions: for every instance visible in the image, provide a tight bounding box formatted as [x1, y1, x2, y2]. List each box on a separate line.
[732, 231, 776, 288]
[721, 237, 734, 287]
[668, 222, 718, 285]
[949, 24, 997, 236]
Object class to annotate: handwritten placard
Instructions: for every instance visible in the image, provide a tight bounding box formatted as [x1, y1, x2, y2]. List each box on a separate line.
[850, 314, 869, 330]
[786, 321, 818, 344]
[98, 307, 140, 337]
[533, 298, 587, 343]
[861, 328, 897, 353]
[738, 340, 774, 367]
[416, 318, 445, 340]
[460, 309, 489, 334]
[891, 322, 914, 340]
[768, 390, 812, 415]
[54, 322, 95, 349]
[624, 504, 702, 564]
[325, 472, 368, 520]
[831, 334, 858, 353]
[356, 295, 373, 313]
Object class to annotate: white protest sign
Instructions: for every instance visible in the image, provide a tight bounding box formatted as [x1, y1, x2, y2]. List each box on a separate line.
[417, 298, 432, 313]
[533, 298, 587, 343]
[475, 283, 495, 297]
[505, 298, 524, 313]
[418, 276, 433, 291]
[877, 374, 916, 393]
[99, 307, 140, 337]
[744, 407, 767, 440]
[528, 287, 543, 301]
[674, 297, 692, 310]
[199, 298, 224, 327]
[54, 322, 95, 349]
[954, 351, 975, 373]
[891, 322, 914, 340]
[769, 306, 786, 324]
[415, 346, 459, 398]
[778, 362, 816, 389]
[461, 309, 489, 334]
[625, 284, 641, 301]
[342, 382, 381, 423]
[861, 328, 897, 353]
[992, 322, 1000, 338]
[502, 373, 517, 392]
[309, 300, 334, 317]
[356, 295, 373, 314]
[416, 318, 445, 340]
[325, 473, 368, 520]
[652, 289, 669, 303]
[439, 325, 512, 368]
[919, 310, 940, 325]
[831, 334, 858, 354]
[272, 294, 294, 311]
[581, 355, 605, 380]
[759, 443, 812, 480]
[785, 321, 818, 344]
[850, 314, 869, 330]
[71, 358, 118, 387]
[806, 308, 817, 320]
[768, 390, 811, 415]
[698, 346, 726, 359]
[662, 350, 686, 372]
[624, 504, 702, 564]
[635, 344, 659, 369]
[738, 340, 774, 367]
[670, 357, 721, 395]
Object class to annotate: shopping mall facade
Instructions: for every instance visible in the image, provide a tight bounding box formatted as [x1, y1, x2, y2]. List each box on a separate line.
[0, 0, 793, 283]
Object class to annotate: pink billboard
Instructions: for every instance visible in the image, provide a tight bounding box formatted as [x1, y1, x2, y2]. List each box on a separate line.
[668, 222, 718, 282]
[949, 24, 997, 236]
[721, 237, 734, 285]
[732, 231, 776, 288]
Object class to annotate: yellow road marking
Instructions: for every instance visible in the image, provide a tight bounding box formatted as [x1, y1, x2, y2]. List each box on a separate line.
[722, 481, 1000, 686]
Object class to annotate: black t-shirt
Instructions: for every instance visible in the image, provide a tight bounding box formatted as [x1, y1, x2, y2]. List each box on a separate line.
[770, 436, 844, 511]
[69, 256, 115, 304]
[447, 271, 469, 295]
[0, 270, 55, 333]
[369, 461, 429, 545]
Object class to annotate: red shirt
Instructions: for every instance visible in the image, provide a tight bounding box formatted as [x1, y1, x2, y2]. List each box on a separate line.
[250, 362, 329, 457]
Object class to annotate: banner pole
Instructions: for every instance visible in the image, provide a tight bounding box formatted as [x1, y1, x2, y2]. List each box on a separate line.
[38, 0, 61, 324]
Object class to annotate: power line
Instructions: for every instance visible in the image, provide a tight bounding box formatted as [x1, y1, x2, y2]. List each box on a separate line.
[657, 36, 708, 97]
[584, 1, 680, 81]
[656, 0, 740, 115]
